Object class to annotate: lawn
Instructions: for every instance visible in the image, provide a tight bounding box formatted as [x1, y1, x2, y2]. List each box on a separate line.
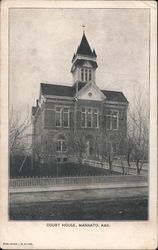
[9, 197, 148, 220]
[10, 160, 120, 178]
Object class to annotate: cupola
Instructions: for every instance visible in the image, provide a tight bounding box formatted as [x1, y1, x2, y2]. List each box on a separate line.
[71, 32, 98, 91]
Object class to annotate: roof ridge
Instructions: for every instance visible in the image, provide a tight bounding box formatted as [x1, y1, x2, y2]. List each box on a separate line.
[41, 82, 73, 88]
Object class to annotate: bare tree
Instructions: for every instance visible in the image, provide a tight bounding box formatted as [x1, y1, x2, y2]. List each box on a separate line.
[127, 89, 149, 174]
[116, 130, 128, 174]
[93, 132, 107, 162]
[67, 130, 87, 164]
[9, 108, 31, 156]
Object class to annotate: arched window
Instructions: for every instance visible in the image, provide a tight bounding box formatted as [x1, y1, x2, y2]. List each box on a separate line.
[56, 135, 67, 152]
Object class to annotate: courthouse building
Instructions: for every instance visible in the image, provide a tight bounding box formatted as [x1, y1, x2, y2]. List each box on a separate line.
[32, 32, 128, 163]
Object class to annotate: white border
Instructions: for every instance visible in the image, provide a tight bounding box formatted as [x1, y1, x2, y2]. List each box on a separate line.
[0, 1, 157, 249]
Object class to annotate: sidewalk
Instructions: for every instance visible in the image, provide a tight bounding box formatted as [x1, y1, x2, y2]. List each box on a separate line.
[9, 180, 148, 194]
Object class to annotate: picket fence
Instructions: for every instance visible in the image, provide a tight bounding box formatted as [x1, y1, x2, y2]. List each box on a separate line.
[83, 159, 148, 176]
[9, 175, 146, 189]
[83, 159, 130, 174]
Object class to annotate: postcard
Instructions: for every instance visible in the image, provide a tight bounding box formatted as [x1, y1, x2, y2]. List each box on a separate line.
[0, 0, 157, 249]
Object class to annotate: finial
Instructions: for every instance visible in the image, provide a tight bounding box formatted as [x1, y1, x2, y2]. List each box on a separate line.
[82, 25, 85, 34]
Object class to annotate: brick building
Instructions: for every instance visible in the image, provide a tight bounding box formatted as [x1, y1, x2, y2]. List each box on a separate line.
[32, 32, 128, 164]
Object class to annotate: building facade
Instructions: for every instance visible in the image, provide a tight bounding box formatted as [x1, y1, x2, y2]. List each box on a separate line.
[32, 32, 128, 163]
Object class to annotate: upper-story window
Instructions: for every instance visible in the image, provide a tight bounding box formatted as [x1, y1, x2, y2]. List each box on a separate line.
[55, 107, 62, 126]
[63, 108, 69, 127]
[81, 68, 92, 82]
[81, 68, 84, 81]
[106, 111, 118, 130]
[93, 109, 98, 128]
[81, 108, 86, 127]
[81, 108, 99, 128]
[87, 108, 92, 128]
[89, 69, 92, 81]
[55, 107, 69, 127]
[85, 69, 88, 81]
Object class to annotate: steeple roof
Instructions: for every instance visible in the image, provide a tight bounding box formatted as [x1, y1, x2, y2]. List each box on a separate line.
[76, 33, 96, 57]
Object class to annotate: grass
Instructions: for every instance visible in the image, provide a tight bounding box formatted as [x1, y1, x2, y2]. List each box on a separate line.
[9, 197, 148, 220]
[10, 161, 120, 178]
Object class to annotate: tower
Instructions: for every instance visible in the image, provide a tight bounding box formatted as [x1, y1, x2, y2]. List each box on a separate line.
[71, 31, 98, 92]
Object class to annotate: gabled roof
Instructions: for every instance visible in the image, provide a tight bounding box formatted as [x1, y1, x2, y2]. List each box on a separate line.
[76, 81, 106, 101]
[41, 83, 76, 97]
[76, 33, 96, 57]
[40, 83, 128, 103]
[101, 90, 128, 103]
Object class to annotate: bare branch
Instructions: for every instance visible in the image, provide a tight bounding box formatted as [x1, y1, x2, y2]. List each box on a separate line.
[9, 108, 31, 155]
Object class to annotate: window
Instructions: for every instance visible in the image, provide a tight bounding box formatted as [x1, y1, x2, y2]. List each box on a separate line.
[56, 135, 67, 152]
[85, 69, 88, 81]
[106, 115, 111, 130]
[62, 141, 67, 152]
[112, 111, 118, 130]
[87, 108, 92, 128]
[106, 111, 118, 130]
[81, 68, 84, 81]
[89, 69, 92, 81]
[81, 108, 99, 128]
[55, 107, 70, 127]
[56, 140, 62, 152]
[81, 68, 92, 82]
[63, 108, 69, 127]
[93, 109, 98, 128]
[81, 108, 86, 127]
[55, 107, 62, 126]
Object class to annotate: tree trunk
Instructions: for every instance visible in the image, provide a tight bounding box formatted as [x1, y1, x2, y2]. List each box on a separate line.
[127, 153, 131, 167]
[121, 158, 125, 175]
[136, 161, 141, 175]
[109, 155, 113, 172]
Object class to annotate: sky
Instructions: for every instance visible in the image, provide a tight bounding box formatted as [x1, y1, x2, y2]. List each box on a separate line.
[10, 8, 149, 114]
